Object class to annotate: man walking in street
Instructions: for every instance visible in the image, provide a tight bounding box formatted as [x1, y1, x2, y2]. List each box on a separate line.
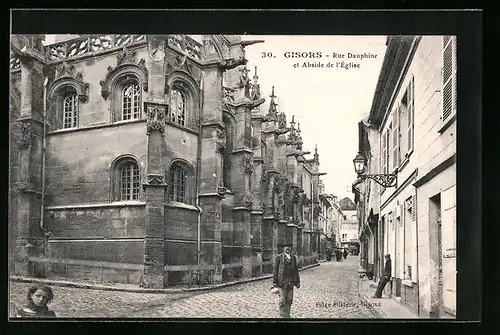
[272, 243, 301, 318]
[373, 254, 392, 298]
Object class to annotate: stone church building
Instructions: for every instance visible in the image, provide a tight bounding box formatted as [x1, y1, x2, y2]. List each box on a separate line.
[9, 34, 326, 288]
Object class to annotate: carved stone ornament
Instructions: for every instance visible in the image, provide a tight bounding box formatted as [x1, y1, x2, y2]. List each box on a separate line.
[117, 46, 137, 66]
[273, 176, 284, 194]
[241, 153, 254, 173]
[278, 112, 288, 130]
[145, 174, 165, 185]
[313, 205, 322, 218]
[164, 53, 189, 95]
[148, 36, 166, 62]
[293, 188, 302, 204]
[217, 186, 227, 198]
[17, 122, 32, 148]
[261, 166, 269, 185]
[137, 59, 149, 92]
[100, 51, 149, 99]
[216, 128, 226, 153]
[242, 192, 253, 209]
[51, 62, 90, 103]
[146, 104, 166, 135]
[219, 57, 248, 71]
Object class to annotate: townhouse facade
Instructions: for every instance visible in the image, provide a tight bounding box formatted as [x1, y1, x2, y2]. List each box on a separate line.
[318, 191, 337, 258]
[353, 35, 456, 318]
[339, 208, 359, 253]
[9, 34, 328, 288]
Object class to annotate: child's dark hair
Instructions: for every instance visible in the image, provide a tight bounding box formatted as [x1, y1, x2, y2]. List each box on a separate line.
[27, 284, 54, 304]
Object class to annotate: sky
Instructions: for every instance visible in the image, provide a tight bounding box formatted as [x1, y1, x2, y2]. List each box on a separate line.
[241, 35, 387, 199]
[42, 34, 387, 200]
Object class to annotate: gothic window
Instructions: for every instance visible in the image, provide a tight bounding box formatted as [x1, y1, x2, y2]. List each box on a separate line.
[48, 85, 81, 130]
[168, 161, 194, 204]
[111, 156, 141, 202]
[62, 89, 79, 129]
[111, 74, 143, 122]
[170, 88, 187, 127]
[122, 82, 142, 120]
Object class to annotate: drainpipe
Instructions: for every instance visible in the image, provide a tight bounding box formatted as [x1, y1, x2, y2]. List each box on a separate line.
[40, 77, 49, 238]
[195, 76, 204, 270]
[414, 191, 420, 315]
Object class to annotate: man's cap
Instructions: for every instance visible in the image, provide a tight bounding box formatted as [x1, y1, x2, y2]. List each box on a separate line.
[385, 254, 391, 258]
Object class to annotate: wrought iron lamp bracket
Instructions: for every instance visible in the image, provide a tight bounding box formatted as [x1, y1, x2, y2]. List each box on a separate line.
[361, 173, 397, 188]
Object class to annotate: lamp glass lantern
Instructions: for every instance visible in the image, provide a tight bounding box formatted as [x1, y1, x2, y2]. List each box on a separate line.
[353, 152, 367, 175]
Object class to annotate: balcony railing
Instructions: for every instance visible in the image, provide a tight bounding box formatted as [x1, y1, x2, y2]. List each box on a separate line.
[10, 34, 204, 66]
[166, 35, 202, 62]
[44, 34, 147, 63]
[223, 86, 235, 102]
[10, 55, 21, 71]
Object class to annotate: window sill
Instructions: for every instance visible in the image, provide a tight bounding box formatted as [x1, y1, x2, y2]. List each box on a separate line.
[397, 152, 412, 172]
[437, 113, 456, 134]
[166, 121, 199, 135]
[46, 201, 146, 210]
[165, 202, 199, 211]
[402, 279, 416, 287]
[47, 118, 146, 135]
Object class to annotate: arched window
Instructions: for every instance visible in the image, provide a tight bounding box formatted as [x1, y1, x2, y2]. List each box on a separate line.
[63, 93, 79, 129]
[48, 85, 81, 130]
[118, 161, 140, 201]
[111, 157, 141, 202]
[168, 162, 194, 204]
[122, 82, 141, 120]
[170, 88, 186, 127]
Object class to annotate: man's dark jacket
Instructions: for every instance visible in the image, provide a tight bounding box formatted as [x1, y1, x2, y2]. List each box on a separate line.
[273, 253, 300, 288]
[384, 259, 392, 278]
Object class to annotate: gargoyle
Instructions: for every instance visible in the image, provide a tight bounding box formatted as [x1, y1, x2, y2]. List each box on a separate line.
[220, 57, 248, 70]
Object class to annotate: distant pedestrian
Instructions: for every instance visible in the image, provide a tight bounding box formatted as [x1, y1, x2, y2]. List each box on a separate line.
[373, 254, 392, 298]
[336, 248, 342, 262]
[326, 249, 332, 261]
[272, 243, 301, 318]
[343, 249, 348, 259]
[15, 284, 56, 318]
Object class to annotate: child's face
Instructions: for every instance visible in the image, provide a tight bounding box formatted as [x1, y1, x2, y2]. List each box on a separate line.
[31, 289, 50, 307]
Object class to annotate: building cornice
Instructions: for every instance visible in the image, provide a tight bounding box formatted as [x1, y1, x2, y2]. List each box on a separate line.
[368, 36, 419, 127]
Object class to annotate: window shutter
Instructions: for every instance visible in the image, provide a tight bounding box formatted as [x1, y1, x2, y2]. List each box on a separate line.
[392, 111, 399, 170]
[391, 212, 395, 231]
[442, 36, 456, 122]
[407, 77, 414, 152]
[400, 204, 404, 227]
[381, 131, 387, 175]
[411, 194, 417, 222]
[386, 131, 390, 174]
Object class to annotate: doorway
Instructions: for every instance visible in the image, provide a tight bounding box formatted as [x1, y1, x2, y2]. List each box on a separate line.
[429, 194, 443, 317]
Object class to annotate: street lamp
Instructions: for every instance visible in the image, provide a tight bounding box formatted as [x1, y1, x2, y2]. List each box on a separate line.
[353, 152, 397, 188]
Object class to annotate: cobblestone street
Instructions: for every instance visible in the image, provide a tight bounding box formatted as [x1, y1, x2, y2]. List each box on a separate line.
[10, 257, 382, 319]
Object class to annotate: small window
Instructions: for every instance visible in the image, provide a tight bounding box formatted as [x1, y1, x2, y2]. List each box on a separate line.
[63, 93, 79, 129]
[169, 162, 193, 204]
[122, 82, 141, 120]
[116, 160, 140, 201]
[170, 88, 186, 127]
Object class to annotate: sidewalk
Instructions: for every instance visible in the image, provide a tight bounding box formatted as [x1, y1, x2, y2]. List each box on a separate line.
[358, 277, 420, 319]
[10, 262, 321, 294]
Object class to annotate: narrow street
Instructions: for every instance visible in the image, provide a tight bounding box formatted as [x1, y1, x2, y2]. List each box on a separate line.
[10, 256, 382, 318]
